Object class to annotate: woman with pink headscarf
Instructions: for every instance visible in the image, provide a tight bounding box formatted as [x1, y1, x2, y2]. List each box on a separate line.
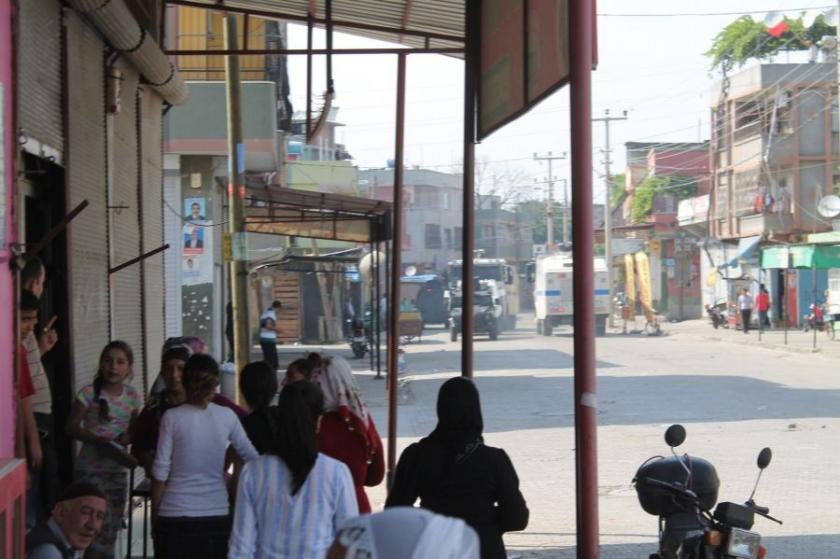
[315, 356, 385, 513]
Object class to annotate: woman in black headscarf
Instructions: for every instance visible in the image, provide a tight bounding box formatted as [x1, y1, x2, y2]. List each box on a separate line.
[385, 377, 528, 559]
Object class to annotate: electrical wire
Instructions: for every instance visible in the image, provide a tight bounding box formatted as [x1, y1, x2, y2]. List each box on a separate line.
[597, 6, 836, 18]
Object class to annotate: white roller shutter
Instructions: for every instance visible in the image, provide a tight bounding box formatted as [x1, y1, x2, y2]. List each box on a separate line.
[18, 0, 64, 159]
[65, 11, 108, 391]
[110, 67, 146, 396]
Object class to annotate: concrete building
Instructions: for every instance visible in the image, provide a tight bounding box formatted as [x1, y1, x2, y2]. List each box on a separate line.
[361, 167, 463, 273]
[709, 63, 839, 324]
[615, 142, 710, 319]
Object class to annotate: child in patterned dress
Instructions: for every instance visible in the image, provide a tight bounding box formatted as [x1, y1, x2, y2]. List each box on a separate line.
[66, 341, 140, 559]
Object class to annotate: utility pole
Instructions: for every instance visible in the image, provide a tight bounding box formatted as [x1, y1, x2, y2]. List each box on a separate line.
[224, 14, 249, 403]
[533, 151, 567, 252]
[593, 109, 628, 328]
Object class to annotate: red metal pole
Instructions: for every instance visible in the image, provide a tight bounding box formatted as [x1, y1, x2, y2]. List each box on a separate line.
[460, 0, 478, 378]
[570, 0, 599, 557]
[386, 53, 407, 487]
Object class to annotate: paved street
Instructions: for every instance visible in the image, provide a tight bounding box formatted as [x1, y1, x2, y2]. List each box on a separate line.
[353, 314, 840, 558]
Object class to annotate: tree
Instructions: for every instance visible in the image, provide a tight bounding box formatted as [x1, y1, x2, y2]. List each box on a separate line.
[706, 15, 836, 70]
[610, 173, 626, 211]
[630, 175, 698, 223]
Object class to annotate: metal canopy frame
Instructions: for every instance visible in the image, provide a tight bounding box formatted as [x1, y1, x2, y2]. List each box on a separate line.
[245, 185, 392, 243]
[163, 2, 600, 555]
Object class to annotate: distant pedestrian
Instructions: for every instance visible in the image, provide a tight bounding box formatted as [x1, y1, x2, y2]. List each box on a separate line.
[151, 354, 258, 559]
[26, 482, 108, 559]
[386, 377, 529, 559]
[756, 285, 771, 329]
[260, 301, 283, 370]
[315, 356, 385, 513]
[66, 341, 140, 559]
[738, 288, 754, 334]
[328, 507, 480, 559]
[229, 381, 358, 558]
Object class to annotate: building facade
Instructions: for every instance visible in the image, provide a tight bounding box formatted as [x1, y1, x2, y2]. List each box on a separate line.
[361, 167, 463, 273]
[709, 63, 838, 324]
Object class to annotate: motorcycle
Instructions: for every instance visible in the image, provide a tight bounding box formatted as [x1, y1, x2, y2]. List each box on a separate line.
[348, 319, 368, 359]
[633, 424, 781, 559]
[802, 303, 829, 336]
[704, 301, 728, 330]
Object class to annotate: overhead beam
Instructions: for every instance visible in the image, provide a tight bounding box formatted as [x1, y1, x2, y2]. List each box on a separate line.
[165, 47, 463, 55]
[165, 0, 464, 44]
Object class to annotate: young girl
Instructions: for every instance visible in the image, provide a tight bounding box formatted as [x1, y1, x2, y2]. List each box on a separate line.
[66, 341, 141, 559]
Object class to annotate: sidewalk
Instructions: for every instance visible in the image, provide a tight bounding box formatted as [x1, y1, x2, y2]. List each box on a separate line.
[659, 318, 840, 356]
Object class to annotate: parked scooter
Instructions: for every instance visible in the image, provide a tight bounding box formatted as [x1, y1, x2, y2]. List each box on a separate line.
[802, 303, 829, 335]
[633, 424, 781, 559]
[704, 301, 728, 329]
[349, 319, 368, 359]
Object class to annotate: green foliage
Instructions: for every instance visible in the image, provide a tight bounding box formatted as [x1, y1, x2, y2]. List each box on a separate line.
[610, 173, 626, 211]
[630, 175, 698, 223]
[706, 15, 836, 70]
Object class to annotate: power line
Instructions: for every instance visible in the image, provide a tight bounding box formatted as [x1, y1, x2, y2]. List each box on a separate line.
[597, 6, 835, 17]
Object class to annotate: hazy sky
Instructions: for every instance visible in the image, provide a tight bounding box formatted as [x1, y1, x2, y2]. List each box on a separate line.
[285, 0, 835, 204]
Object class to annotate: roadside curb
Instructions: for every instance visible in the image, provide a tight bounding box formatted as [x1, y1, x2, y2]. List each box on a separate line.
[672, 331, 823, 355]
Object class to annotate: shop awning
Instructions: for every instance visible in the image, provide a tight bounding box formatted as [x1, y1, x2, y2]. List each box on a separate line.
[723, 235, 761, 268]
[761, 244, 840, 269]
[245, 187, 392, 243]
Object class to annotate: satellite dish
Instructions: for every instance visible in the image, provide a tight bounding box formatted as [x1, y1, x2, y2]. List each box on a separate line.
[817, 195, 840, 218]
[405, 265, 417, 277]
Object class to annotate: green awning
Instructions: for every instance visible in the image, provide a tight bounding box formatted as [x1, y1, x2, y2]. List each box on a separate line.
[761, 244, 840, 269]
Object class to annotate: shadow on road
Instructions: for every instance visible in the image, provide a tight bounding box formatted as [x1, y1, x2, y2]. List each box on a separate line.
[402, 348, 620, 371]
[507, 533, 840, 558]
[399, 372, 840, 434]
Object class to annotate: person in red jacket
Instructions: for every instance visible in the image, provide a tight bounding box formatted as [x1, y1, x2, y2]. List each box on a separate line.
[756, 284, 771, 329]
[315, 356, 384, 513]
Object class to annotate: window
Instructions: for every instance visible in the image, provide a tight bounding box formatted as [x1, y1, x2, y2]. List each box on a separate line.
[425, 224, 442, 249]
[443, 192, 450, 210]
[444, 228, 453, 249]
[733, 97, 763, 143]
[454, 227, 463, 247]
[414, 187, 438, 208]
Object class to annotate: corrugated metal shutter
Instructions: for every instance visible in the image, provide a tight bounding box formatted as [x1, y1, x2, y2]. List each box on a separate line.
[140, 89, 165, 386]
[110, 67, 146, 396]
[18, 0, 64, 157]
[65, 11, 108, 391]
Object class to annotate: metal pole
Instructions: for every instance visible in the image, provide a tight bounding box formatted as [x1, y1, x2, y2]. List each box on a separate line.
[368, 239, 375, 372]
[387, 53, 407, 487]
[379, 240, 385, 379]
[813, 262, 818, 349]
[593, 110, 627, 329]
[784, 270, 788, 344]
[570, 0, 600, 556]
[547, 157, 554, 249]
[224, 15, 249, 403]
[534, 152, 567, 251]
[758, 268, 763, 341]
[562, 178, 570, 246]
[461, 0, 479, 378]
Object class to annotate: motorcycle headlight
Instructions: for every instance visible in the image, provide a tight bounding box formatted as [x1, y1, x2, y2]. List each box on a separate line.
[726, 528, 761, 559]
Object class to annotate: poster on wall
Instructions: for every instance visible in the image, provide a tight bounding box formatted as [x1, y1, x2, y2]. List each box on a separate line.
[183, 197, 207, 255]
[182, 196, 213, 286]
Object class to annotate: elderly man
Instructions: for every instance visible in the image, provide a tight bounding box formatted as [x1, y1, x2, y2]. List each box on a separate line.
[26, 482, 108, 559]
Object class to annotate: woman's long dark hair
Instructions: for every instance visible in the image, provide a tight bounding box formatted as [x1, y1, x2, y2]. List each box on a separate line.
[269, 381, 324, 495]
[93, 341, 134, 421]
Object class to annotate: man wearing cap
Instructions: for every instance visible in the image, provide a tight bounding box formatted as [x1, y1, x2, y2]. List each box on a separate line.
[26, 482, 108, 559]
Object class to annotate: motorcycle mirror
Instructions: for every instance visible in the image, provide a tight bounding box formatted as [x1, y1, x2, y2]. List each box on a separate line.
[664, 424, 686, 448]
[757, 447, 772, 469]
